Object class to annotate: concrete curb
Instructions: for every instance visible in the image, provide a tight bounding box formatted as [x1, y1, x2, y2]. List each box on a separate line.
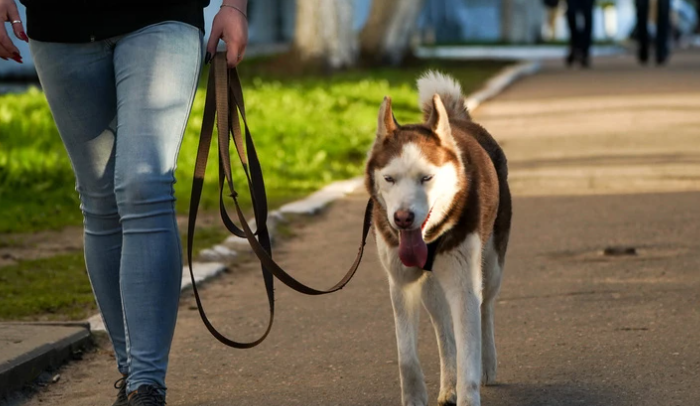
[415, 44, 626, 60]
[464, 60, 541, 112]
[0, 323, 91, 399]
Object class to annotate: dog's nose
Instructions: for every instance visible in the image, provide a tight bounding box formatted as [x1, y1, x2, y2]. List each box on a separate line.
[394, 210, 415, 229]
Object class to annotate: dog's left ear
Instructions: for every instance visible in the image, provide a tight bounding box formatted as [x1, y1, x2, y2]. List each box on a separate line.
[427, 95, 455, 147]
[377, 96, 399, 140]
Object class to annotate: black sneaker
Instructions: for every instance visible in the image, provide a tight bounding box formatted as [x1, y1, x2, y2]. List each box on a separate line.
[565, 51, 576, 67]
[128, 385, 166, 406]
[638, 46, 649, 65]
[112, 376, 128, 406]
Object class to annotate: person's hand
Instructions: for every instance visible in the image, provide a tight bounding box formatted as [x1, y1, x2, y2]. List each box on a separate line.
[206, 0, 248, 68]
[0, 0, 27, 63]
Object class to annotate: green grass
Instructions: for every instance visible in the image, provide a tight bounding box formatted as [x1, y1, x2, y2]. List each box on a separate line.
[0, 253, 96, 321]
[0, 224, 236, 321]
[180, 225, 231, 262]
[0, 58, 506, 234]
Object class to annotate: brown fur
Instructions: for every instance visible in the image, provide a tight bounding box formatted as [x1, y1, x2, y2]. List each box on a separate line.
[365, 97, 511, 266]
[422, 93, 471, 122]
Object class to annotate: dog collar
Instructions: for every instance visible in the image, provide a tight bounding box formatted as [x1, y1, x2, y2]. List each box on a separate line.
[422, 236, 443, 272]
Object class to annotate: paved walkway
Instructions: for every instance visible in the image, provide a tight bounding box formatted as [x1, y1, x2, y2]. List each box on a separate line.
[10, 51, 700, 406]
[0, 323, 90, 399]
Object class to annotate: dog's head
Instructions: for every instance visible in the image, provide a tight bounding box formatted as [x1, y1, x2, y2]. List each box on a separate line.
[365, 96, 466, 268]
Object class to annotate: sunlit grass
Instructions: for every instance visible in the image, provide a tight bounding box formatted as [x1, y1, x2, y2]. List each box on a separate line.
[0, 59, 507, 233]
[0, 253, 95, 321]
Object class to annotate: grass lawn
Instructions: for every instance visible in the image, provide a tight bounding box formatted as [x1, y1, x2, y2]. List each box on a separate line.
[0, 225, 238, 321]
[0, 253, 94, 320]
[0, 57, 507, 234]
[0, 57, 507, 321]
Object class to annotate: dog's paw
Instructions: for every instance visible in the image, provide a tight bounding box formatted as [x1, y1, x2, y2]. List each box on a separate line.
[404, 400, 428, 406]
[481, 366, 497, 386]
[437, 388, 457, 406]
[481, 350, 497, 386]
[403, 391, 428, 406]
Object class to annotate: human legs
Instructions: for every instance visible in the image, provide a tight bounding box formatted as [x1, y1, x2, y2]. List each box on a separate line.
[636, 0, 651, 62]
[112, 21, 202, 393]
[566, 0, 581, 65]
[31, 20, 203, 395]
[655, 0, 671, 64]
[566, 0, 594, 67]
[580, 0, 594, 66]
[30, 39, 129, 375]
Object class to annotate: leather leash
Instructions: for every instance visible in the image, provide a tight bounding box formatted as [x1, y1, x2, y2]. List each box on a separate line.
[187, 52, 373, 348]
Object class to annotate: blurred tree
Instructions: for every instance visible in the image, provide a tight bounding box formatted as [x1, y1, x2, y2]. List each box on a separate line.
[360, 0, 427, 65]
[500, 0, 544, 43]
[291, 0, 356, 70]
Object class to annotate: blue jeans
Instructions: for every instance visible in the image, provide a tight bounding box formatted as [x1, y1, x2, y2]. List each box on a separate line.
[30, 21, 203, 394]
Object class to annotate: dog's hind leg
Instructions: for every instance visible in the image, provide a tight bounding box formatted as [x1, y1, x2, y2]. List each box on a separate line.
[481, 236, 503, 386]
[434, 233, 483, 406]
[421, 274, 457, 406]
[390, 279, 428, 406]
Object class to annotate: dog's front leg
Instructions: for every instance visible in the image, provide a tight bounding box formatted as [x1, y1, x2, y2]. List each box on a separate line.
[435, 234, 483, 406]
[390, 279, 428, 406]
[421, 274, 457, 406]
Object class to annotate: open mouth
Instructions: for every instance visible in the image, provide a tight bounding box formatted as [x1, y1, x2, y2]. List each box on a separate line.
[397, 210, 431, 269]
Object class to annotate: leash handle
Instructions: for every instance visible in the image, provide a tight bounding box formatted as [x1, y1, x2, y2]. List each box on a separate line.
[187, 53, 372, 349]
[187, 56, 273, 348]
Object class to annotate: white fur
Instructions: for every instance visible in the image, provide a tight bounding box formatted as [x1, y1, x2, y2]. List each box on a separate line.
[373, 72, 503, 406]
[417, 71, 463, 112]
[432, 233, 484, 406]
[374, 143, 460, 238]
[378, 232, 490, 406]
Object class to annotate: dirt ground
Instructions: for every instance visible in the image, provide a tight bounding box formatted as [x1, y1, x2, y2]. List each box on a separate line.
[0, 227, 83, 268]
[5, 51, 700, 406]
[0, 213, 225, 268]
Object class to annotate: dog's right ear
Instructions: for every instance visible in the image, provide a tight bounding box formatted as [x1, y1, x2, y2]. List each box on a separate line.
[377, 96, 398, 139]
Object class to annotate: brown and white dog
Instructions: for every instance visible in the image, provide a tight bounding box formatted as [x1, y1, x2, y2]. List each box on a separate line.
[365, 71, 512, 406]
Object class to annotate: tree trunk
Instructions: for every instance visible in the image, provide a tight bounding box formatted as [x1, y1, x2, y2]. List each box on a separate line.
[500, 0, 543, 43]
[291, 0, 356, 70]
[360, 0, 427, 66]
[324, 0, 356, 69]
[501, 0, 514, 42]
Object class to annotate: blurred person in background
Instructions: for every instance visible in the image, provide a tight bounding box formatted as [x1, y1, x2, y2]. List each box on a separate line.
[636, 0, 671, 64]
[565, 0, 595, 67]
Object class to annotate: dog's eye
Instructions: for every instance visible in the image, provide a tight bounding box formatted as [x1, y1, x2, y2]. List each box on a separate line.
[384, 176, 395, 184]
[421, 175, 433, 184]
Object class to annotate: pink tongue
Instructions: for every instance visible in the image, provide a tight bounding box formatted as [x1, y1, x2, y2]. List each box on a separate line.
[398, 229, 428, 268]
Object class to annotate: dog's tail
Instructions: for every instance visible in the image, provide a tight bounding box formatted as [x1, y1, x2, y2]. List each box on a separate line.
[417, 70, 471, 122]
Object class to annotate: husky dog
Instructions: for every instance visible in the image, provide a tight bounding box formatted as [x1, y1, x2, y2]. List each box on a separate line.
[365, 71, 512, 406]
